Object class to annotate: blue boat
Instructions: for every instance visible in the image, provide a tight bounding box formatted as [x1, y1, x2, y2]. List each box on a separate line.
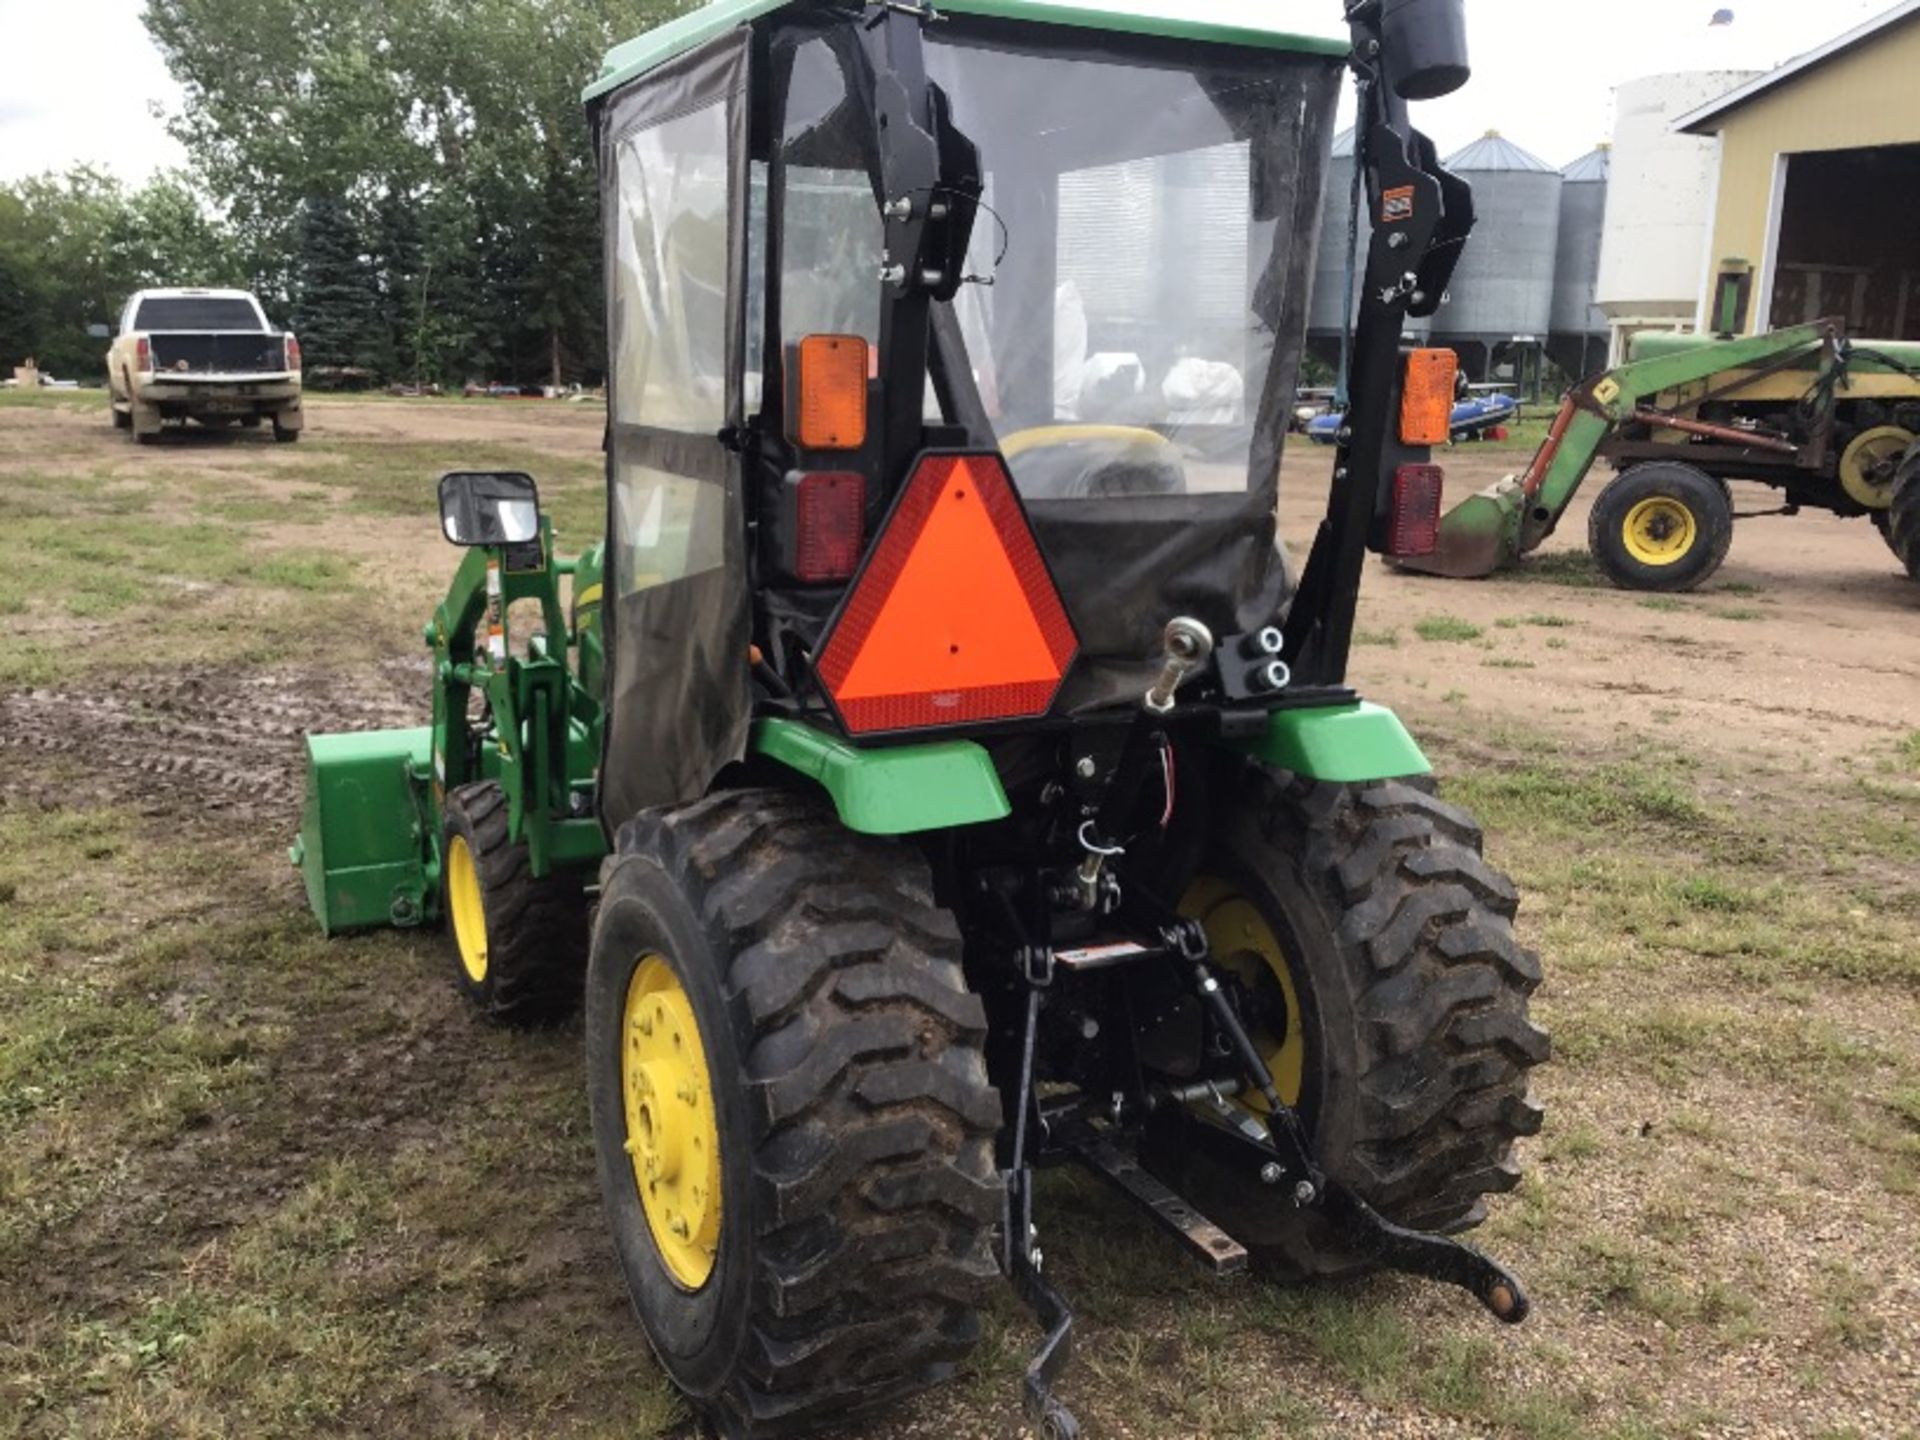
[1305, 391, 1520, 445]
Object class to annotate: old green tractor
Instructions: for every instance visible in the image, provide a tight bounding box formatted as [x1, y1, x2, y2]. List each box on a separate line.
[295, 1, 1546, 1434]
[1395, 319, 1920, 590]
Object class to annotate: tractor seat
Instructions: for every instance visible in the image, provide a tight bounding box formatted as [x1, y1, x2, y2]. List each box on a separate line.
[1000, 424, 1188, 500]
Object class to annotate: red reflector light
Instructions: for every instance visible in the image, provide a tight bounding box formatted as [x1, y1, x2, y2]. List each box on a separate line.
[1389, 464, 1444, 557]
[793, 471, 865, 582]
[135, 336, 152, 373]
[815, 451, 1078, 735]
[284, 333, 302, 372]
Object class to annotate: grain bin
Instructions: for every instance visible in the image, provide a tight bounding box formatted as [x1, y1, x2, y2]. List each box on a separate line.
[1549, 145, 1610, 380]
[1429, 132, 1561, 391]
[1593, 71, 1760, 357]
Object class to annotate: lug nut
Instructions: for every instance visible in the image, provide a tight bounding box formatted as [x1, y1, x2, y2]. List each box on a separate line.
[1260, 1162, 1284, 1185]
[1294, 1180, 1318, 1206]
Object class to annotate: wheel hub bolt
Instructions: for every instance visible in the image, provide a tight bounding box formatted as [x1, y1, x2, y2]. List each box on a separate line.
[1294, 1180, 1317, 1206]
[1260, 1162, 1284, 1185]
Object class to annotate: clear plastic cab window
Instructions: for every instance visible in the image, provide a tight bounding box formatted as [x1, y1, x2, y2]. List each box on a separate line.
[611, 103, 731, 434]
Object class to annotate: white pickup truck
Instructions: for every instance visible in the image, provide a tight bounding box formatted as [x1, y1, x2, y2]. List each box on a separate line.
[104, 288, 304, 444]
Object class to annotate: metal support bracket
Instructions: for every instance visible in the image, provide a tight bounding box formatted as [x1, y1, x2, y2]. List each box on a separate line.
[1072, 1126, 1248, 1275]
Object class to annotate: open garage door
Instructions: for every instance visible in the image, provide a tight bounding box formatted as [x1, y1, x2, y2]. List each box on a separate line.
[1766, 143, 1920, 341]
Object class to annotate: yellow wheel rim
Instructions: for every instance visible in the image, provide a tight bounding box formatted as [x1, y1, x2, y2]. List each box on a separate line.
[1621, 496, 1697, 567]
[1180, 877, 1305, 1109]
[446, 835, 488, 984]
[621, 954, 722, 1290]
[1839, 425, 1915, 510]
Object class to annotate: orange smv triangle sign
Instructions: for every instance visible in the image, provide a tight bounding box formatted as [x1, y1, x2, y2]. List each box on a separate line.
[817, 451, 1079, 735]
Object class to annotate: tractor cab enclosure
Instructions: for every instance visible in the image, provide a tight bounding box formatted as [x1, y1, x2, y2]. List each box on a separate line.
[588, 0, 1344, 824]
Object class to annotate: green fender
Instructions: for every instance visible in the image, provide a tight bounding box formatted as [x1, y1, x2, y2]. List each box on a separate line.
[1230, 701, 1431, 783]
[751, 719, 1011, 835]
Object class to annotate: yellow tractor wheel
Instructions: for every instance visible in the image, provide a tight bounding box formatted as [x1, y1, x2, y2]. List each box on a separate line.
[619, 953, 724, 1289]
[1144, 768, 1547, 1279]
[1839, 425, 1915, 510]
[439, 782, 588, 1024]
[585, 789, 999, 1437]
[1588, 461, 1735, 592]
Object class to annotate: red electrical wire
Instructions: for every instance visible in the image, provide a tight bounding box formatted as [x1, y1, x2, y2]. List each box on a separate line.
[1159, 738, 1177, 828]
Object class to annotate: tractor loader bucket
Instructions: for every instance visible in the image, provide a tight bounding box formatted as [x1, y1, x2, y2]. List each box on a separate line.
[1390, 474, 1525, 578]
[290, 728, 435, 935]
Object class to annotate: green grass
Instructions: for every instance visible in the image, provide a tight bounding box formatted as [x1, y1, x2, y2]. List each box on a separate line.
[1444, 756, 1707, 836]
[1494, 612, 1574, 630]
[1413, 615, 1483, 643]
[300, 438, 604, 549]
[1713, 606, 1766, 622]
[1510, 551, 1605, 588]
[1639, 596, 1689, 613]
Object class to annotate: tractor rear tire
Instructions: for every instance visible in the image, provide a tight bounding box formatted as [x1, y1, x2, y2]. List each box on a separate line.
[585, 788, 1001, 1439]
[441, 781, 587, 1024]
[1885, 441, 1920, 581]
[1150, 769, 1547, 1278]
[1588, 461, 1734, 592]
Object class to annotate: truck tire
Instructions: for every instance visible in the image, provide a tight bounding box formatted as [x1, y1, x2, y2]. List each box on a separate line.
[586, 788, 1000, 1439]
[1148, 769, 1547, 1277]
[272, 413, 301, 443]
[1588, 461, 1734, 592]
[112, 403, 130, 430]
[1886, 442, 1920, 581]
[441, 781, 587, 1023]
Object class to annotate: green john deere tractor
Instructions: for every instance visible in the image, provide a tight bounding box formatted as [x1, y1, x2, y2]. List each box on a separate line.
[294, 2, 1547, 1434]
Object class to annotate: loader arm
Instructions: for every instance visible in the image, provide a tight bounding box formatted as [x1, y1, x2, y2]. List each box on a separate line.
[1395, 319, 1843, 578]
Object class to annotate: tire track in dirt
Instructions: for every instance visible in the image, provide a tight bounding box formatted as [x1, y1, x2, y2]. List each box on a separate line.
[0, 662, 428, 828]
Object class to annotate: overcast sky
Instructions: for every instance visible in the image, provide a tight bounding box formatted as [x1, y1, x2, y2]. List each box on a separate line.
[0, 0, 1903, 185]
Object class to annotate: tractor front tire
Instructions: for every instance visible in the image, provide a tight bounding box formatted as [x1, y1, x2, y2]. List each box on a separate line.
[1588, 461, 1734, 592]
[441, 781, 587, 1023]
[1885, 441, 1920, 581]
[586, 789, 1000, 1439]
[1152, 769, 1547, 1278]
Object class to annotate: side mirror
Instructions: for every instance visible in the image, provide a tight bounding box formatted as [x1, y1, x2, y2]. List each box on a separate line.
[87, 323, 112, 340]
[1380, 0, 1471, 101]
[439, 471, 541, 547]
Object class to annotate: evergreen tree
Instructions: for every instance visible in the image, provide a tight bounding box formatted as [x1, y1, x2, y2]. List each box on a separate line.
[290, 196, 380, 381]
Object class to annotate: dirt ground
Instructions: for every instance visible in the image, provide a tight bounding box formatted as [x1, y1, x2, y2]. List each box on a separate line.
[2, 392, 1917, 1440]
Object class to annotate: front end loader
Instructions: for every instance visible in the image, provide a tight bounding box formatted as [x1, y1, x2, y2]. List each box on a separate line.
[1396, 318, 1920, 590]
[295, 3, 1549, 1435]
